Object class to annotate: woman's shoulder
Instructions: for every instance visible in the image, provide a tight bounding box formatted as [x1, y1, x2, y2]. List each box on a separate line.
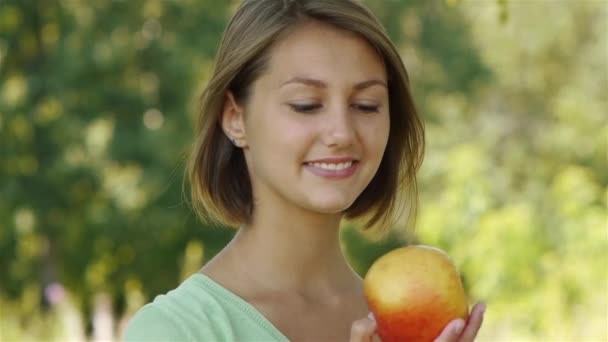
[123, 274, 226, 341]
[123, 273, 289, 341]
[123, 300, 191, 341]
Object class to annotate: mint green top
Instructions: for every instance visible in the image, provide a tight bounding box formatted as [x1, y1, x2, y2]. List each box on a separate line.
[124, 274, 289, 341]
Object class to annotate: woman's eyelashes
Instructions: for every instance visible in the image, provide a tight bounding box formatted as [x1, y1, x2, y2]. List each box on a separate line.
[289, 103, 323, 113]
[288, 102, 381, 114]
[353, 103, 380, 113]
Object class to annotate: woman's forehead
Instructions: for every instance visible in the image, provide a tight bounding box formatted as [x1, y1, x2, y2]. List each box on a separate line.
[261, 22, 387, 88]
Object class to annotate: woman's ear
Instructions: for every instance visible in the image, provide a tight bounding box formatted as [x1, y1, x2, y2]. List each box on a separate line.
[221, 92, 247, 148]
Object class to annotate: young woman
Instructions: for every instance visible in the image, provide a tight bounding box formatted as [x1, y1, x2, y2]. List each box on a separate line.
[125, 0, 485, 341]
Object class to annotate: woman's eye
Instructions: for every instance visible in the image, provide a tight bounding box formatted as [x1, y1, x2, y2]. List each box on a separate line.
[354, 104, 380, 113]
[289, 103, 322, 113]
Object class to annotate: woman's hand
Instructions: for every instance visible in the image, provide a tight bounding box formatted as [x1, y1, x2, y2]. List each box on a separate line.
[434, 303, 486, 342]
[350, 302, 485, 342]
[349, 314, 378, 342]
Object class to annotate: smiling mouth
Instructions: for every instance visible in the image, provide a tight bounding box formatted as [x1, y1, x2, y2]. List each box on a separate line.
[304, 160, 355, 171]
[302, 160, 359, 179]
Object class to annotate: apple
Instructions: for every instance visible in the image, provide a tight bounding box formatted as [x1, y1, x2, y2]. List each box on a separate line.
[363, 245, 469, 342]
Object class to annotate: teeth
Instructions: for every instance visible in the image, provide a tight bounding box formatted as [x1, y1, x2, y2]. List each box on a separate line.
[310, 161, 353, 170]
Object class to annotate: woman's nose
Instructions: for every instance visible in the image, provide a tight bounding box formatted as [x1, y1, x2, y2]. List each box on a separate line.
[322, 105, 356, 148]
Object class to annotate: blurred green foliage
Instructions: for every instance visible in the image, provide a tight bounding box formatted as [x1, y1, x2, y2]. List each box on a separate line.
[0, 0, 606, 340]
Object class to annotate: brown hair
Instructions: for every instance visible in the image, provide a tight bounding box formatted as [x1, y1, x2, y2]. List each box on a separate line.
[187, 0, 424, 231]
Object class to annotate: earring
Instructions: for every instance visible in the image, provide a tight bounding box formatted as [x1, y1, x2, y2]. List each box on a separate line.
[231, 137, 241, 147]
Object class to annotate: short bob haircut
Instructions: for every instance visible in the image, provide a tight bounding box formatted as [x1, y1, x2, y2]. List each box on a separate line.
[188, 0, 424, 231]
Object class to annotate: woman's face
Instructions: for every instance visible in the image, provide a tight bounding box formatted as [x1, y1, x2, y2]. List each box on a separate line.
[237, 21, 390, 216]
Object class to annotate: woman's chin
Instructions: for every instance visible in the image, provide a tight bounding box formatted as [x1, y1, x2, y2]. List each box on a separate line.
[304, 196, 357, 214]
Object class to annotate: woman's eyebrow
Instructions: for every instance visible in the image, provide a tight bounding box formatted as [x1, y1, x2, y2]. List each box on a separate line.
[280, 77, 327, 88]
[353, 79, 387, 90]
[280, 77, 387, 90]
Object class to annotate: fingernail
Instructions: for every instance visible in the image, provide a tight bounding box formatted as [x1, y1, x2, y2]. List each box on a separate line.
[453, 319, 465, 335]
[480, 303, 487, 315]
[367, 312, 376, 322]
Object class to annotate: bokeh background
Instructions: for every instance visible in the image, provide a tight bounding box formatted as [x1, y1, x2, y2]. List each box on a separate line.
[1, 0, 606, 340]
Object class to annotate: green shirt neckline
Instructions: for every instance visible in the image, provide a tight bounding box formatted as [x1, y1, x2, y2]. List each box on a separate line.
[190, 273, 291, 341]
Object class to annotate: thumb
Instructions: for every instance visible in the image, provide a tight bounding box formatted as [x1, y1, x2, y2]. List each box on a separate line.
[434, 318, 465, 342]
[349, 314, 377, 342]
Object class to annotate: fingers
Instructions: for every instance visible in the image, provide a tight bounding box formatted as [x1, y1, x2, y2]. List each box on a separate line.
[433, 318, 465, 342]
[349, 315, 377, 342]
[459, 302, 486, 342]
[434, 302, 486, 342]
[350, 304, 486, 342]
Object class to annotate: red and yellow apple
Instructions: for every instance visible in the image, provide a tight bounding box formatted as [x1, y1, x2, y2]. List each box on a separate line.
[364, 245, 469, 342]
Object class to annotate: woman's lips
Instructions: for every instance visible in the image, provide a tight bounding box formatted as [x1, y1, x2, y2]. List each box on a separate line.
[303, 161, 359, 179]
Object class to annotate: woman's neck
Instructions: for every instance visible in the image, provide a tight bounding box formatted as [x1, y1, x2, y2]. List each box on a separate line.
[223, 207, 360, 300]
